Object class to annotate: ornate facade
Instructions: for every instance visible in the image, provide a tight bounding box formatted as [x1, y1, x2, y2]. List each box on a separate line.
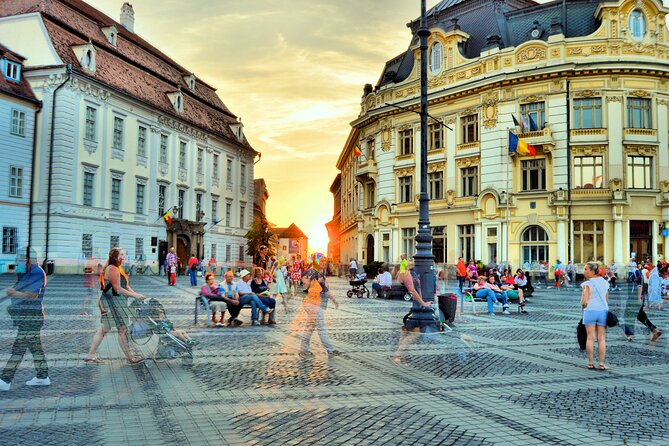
[0, 1, 256, 273]
[335, 0, 669, 270]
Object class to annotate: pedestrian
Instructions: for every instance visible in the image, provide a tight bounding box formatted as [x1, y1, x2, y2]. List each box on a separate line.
[456, 257, 467, 293]
[0, 248, 50, 391]
[554, 260, 565, 288]
[201, 273, 238, 327]
[399, 254, 408, 274]
[84, 247, 146, 365]
[580, 261, 609, 370]
[349, 258, 357, 279]
[627, 257, 638, 283]
[289, 255, 302, 298]
[539, 261, 548, 287]
[567, 261, 577, 286]
[300, 260, 340, 355]
[188, 254, 199, 286]
[254, 245, 269, 272]
[622, 268, 662, 342]
[166, 247, 177, 286]
[208, 255, 217, 274]
[609, 260, 619, 290]
[466, 260, 478, 286]
[273, 258, 290, 310]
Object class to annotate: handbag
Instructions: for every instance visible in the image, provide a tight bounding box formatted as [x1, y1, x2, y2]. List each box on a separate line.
[606, 311, 619, 328]
[576, 318, 587, 350]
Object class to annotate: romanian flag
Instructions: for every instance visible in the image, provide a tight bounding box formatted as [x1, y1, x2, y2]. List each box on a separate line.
[353, 145, 362, 158]
[508, 131, 537, 156]
[163, 210, 173, 225]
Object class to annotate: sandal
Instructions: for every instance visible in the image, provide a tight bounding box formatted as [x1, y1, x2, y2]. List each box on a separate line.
[598, 364, 607, 371]
[84, 357, 105, 364]
[127, 356, 145, 364]
[587, 364, 595, 370]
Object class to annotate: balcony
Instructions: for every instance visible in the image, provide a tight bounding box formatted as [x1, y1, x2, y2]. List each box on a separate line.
[570, 128, 607, 143]
[356, 159, 378, 180]
[517, 126, 555, 152]
[624, 128, 658, 144]
[571, 187, 611, 200]
[456, 142, 480, 151]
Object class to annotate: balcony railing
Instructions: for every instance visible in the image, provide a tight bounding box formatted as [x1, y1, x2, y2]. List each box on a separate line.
[456, 142, 480, 151]
[571, 128, 607, 137]
[624, 128, 657, 137]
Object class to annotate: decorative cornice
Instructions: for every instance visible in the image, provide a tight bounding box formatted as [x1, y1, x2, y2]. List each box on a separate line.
[606, 96, 622, 103]
[571, 145, 607, 156]
[427, 162, 446, 173]
[624, 144, 657, 156]
[574, 89, 600, 98]
[520, 95, 544, 103]
[455, 156, 480, 168]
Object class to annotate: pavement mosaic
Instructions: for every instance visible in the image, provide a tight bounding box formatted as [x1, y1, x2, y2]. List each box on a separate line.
[0, 274, 668, 445]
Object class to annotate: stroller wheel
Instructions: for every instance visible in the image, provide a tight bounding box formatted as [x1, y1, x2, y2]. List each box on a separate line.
[346, 290, 353, 298]
[356, 290, 364, 299]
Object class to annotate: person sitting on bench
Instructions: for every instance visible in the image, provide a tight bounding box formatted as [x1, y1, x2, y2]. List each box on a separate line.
[372, 267, 392, 298]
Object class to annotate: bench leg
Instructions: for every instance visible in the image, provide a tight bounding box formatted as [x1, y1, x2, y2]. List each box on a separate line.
[194, 299, 199, 325]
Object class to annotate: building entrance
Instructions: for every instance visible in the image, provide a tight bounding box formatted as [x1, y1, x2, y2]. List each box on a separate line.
[629, 220, 652, 261]
[366, 235, 375, 264]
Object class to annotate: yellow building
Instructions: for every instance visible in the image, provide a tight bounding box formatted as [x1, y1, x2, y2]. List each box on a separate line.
[335, 0, 669, 272]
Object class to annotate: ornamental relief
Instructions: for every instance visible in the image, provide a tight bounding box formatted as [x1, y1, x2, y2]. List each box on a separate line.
[516, 45, 547, 64]
[628, 89, 650, 97]
[68, 78, 110, 102]
[622, 43, 654, 55]
[657, 99, 669, 106]
[394, 167, 415, 177]
[574, 90, 600, 98]
[427, 162, 446, 173]
[482, 92, 498, 129]
[459, 107, 478, 117]
[380, 120, 392, 152]
[455, 156, 480, 168]
[520, 95, 544, 104]
[606, 96, 622, 103]
[624, 145, 657, 156]
[571, 145, 607, 156]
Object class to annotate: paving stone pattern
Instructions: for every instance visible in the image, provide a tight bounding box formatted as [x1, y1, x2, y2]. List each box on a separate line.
[0, 276, 668, 445]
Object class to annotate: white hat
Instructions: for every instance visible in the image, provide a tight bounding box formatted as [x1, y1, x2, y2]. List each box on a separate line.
[238, 269, 251, 278]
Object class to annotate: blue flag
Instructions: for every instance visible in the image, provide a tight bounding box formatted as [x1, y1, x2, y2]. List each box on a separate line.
[512, 114, 520, 128]
[528, 114, 539, 132]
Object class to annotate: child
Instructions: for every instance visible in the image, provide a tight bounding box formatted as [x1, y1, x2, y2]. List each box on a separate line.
[149, 300, 197, 346]
[169, 264, 177, 286]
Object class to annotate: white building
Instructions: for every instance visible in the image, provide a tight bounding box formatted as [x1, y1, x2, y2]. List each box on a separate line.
[0, 1, 257, 273]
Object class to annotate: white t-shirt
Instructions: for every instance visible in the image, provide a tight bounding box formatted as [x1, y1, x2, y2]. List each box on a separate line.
[539, 264, 547, 273]
[378, 271, 393, 287]
[628, 261, 637, 271]
[349, 260, 357, 269]
[609, 264, 618, 274]
[582, 276, 609, 311]
[235, 279, 252, 294]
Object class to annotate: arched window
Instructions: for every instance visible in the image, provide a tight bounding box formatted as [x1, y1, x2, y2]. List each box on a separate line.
[83, 50, 92, 67]
[629, 10, 646, 41]
[430, 42, 443, 74]
[521, 225, 549, 265]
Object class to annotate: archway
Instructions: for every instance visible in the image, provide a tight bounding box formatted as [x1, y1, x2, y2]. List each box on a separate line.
[520, 225, 549, 265]
[366, 234, 375, 264]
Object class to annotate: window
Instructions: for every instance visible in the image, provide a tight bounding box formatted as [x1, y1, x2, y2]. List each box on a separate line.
[629, 10, 646, 41]
[137, 126, 147, 157]
[83, 171, 94, 206]
[429, 123, 442, 150]
[432, 226, 447, 264]
[197, 148, 204, 174]
[178, 190, 185, 219]
[211, 199, 218, 223]
[196, 193, 203, 220]
[366, 183, 375, 208]
[428, 171, 443, 200]
[158, 185, 166, 216]
[225, 201, 232, 226]
[135, 238, 144, 260]
[226, 244, 232, 262]
[520, 102, 545, 130]
[401, 228, 415, 260]
[573, 220, 604, 263]
[627, 156, 653, 189]
[111, 178, 121, 211]
[521, 225, 549, 265]
[10, 109, 25, 136]
[627, 98, 651, 129]
[399, 176, 413, 203]
[429, 42, 443, 74]
[112, 117, 124, 150]
[240, 163, 247, 187]
[160, 134, 168, 164]
[239, 203, 246, 228]
[460, 166, 478, 197]
[573, 98, 602, 129]
[3, 60, 20, 81]
[85, 106, 97, 141]
[521, 159, 546, 191]
[238, 245, 244, 262]
[574, 156, 603, 189]
[110, 235, 120, 250]
[136, 183, 145, 214]
[179, 141, 187, 169]
[399, 129, 413, 155]
[212, 154, 219, 178]
[2, 227, 17, 254]
[9, 166, 23, 198]
[461, 114, 479, 144]
[82, 234, 93, 258]
[226, 158, 233, 184]
[458, 225, 475, 262]
[211, 244, 217, 260]
[366, 139, 375, 161]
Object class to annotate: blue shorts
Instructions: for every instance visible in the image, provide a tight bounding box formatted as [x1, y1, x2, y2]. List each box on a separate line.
[583, 309, 608, 327]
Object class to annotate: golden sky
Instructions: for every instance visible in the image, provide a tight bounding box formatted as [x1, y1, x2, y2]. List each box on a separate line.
[90, 0, 564, 254]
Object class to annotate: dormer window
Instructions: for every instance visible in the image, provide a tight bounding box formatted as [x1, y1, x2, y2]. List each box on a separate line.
[72, 42, 96, 73]
[2, 60, 21, 82]
[167, 89, 184, 113]
[184, 74, 196, 91]
[101, 26, 118, 47]
[429, 42, 443, 74]
[629, 10, 646, 42]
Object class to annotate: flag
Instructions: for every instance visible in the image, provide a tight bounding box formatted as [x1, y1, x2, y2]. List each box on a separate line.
[512, 114, 520, 129]
[508, 131, 537, 156]
[163, 210, 173, 225]
[353, 145, 362, 158]
[528, 114, 539, 132]
[520, 114, 530, 133]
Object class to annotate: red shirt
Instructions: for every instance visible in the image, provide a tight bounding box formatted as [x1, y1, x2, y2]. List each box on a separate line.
[456, 261, 467, 277]
[188, 257, 199, 269]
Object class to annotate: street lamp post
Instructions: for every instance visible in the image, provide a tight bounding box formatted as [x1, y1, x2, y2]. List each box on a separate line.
[407, 0, 437, 330]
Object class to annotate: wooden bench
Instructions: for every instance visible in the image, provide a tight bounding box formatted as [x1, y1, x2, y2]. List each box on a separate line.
[194, 294, 254, 326]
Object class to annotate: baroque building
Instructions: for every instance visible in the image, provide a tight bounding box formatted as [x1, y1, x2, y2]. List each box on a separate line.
[336, 0, 669, 270]
[0, 1, 257, 273]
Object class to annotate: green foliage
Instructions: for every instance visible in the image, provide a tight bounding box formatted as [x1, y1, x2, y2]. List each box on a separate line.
[364, 261, 385, 278]
[245, 216, 278, 258]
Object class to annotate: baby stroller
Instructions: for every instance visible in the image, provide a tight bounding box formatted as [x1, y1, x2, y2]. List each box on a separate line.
[347, 273, 370, 298]
[128, 298, 195, 366]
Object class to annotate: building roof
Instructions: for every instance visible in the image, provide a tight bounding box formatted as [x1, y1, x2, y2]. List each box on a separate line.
[273, 223, 307, 240]
[0, 42, 38, 104]
[0, 0, 254, 151]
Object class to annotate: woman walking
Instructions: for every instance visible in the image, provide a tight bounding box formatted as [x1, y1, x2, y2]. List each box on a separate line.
[289, 256, 302, 298]
[580, 262, 609, 370]
[274, 259, 290, 310]
[84, 248, 146, 364]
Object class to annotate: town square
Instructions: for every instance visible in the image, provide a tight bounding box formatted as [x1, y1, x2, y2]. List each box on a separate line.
[1, 0, 669, 445]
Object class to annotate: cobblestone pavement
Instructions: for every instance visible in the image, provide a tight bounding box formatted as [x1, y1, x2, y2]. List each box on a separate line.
[1, 275, 668, 445]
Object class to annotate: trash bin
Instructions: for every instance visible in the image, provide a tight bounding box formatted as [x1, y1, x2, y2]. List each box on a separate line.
[44, 260, 55, 276]
[438, 293, 458, 325]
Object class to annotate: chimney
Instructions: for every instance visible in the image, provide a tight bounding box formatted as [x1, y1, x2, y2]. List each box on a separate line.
[120, 3, 135, 33]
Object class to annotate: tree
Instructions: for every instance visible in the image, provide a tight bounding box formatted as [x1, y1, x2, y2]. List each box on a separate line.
[245, 215, 278, 258]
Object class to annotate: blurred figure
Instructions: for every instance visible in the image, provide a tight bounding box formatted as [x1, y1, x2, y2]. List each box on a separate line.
[567, 261, 577, 286]
[456, 257, 467, 293]
[622, 268, 662, 342]
[165, 247, 177, 286]
[581, 262, 608, 370]
[300, 261, 340, 355]
[80, 258, 100, 316]
[0, 248, 50, 390]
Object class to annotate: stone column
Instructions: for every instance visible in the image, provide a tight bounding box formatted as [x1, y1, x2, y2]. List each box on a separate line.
[474, 222, 482, 261]
[613, 219, 623, 265]
[557, 219, 566, 263]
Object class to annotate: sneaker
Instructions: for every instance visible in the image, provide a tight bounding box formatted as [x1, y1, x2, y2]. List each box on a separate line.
[252, 320, 260, 326]
[266, 308, 274, 315]
[489, 312, 495, 317]
[494, 301, 502, 306]
[502, 309, 511, 315]
[25, 377, 51, 386]
[0, 379, 10, 391]
[215, 322, 225, 328]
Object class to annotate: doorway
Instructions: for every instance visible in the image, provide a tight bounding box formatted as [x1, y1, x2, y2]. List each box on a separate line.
[366, 235, 375, 264]
[177, 235, 190, 275]
[629, 220, 652, 261]
[158, 241, 168, 272]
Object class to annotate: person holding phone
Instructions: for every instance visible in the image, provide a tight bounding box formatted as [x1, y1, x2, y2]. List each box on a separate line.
[251, 267, 276, 325]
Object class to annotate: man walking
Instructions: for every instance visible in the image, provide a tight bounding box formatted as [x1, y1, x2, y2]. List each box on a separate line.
[188, 254, 199, 286]
[456, 257, 467, 293]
